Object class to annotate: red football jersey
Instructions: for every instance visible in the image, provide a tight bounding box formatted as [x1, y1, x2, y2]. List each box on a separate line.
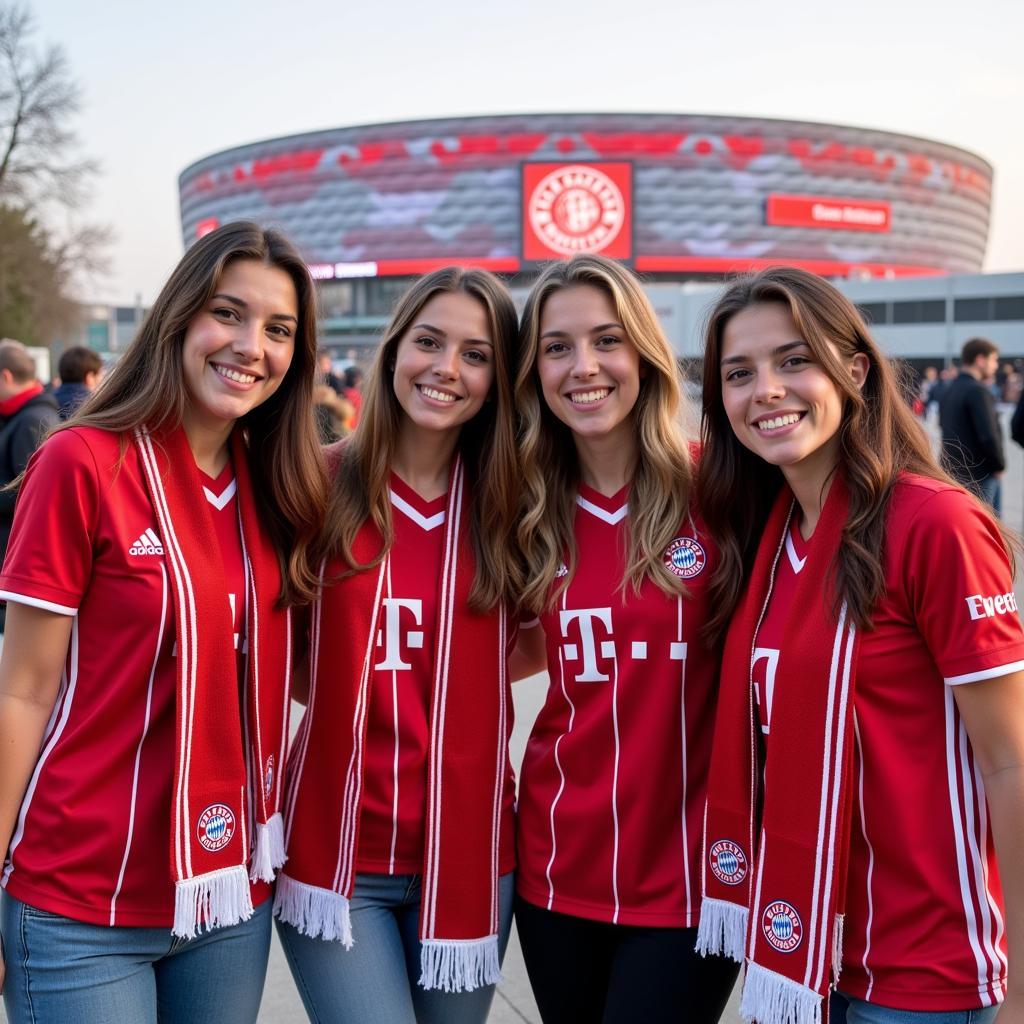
[0, 427, 266, 926]
[754, 477, 1024, 1010]
[351, 473, 515, 874]
[516, 483, 720, 927]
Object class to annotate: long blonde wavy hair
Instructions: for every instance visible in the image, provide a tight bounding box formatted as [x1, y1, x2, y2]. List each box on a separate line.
[516, 254, 694, 614]
[320, 266, 521, 612]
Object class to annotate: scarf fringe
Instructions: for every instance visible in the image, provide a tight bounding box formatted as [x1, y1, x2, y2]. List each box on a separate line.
[740, 961, 823, 1024]
[249, 812, 286, 883]
[172, 865, 253, 940]
[419, 935, 501, 993]
[695, 897, 748, 962]
[832, 913, 845, 987]
[273, 873, 353, 948]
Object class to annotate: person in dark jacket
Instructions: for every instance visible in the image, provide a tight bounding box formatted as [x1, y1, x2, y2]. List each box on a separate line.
[939, 337, 1004, 513]
[53, 346, 103, 419]
[0, 339, 60, 629]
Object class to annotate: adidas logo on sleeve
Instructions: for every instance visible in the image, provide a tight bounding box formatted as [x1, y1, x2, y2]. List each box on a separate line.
[129, 529, 164, 556]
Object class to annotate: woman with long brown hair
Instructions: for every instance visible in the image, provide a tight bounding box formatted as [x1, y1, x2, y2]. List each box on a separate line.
[512, 254, 737, 1022]
[697, 267, 1024, 1024]
[274, 267, 521, 1024]
[0, 221, 326, 1022]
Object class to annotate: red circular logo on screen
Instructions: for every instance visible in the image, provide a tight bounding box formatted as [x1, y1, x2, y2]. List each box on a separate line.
[528, 165, 625, 256]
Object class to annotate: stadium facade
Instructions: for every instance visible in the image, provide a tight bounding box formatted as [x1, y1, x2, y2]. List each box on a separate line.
[178, 113, 996, 349]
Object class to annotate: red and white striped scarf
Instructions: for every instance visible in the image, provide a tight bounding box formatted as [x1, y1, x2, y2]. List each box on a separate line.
[275, 457, 510, 992]
[697, 476, 860, 1024]
[134, 425, 291, 939]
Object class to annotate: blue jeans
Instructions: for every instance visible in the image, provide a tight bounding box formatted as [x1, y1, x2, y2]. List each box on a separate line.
[977, 474, 1002, 516]
[276, 871, 515, 1024]
[831, 990, 1000, 1024]
[1, 892, 272, 1024]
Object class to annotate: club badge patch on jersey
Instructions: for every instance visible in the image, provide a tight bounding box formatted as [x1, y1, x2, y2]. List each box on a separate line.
[709, 839, 747, 885]
[664, 537, 706, 579]
[762, 900, 803, 953]
[197, 803, 236, 853]
[264, 756, 275, 799]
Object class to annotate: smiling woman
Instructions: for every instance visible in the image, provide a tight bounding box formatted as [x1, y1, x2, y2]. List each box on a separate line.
[273, 267, 522, 1024]
[0, 222, 327, 1024]
[697, 267, 1024, 1024]
[511, 254, 738, 1024]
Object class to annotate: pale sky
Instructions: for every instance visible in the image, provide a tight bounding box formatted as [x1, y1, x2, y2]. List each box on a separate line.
[31, 0, 1024, 304]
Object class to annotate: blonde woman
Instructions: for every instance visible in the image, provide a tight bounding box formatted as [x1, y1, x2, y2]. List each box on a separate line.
[512, 254, 737, 1022]
[275, 268, 521, 1024]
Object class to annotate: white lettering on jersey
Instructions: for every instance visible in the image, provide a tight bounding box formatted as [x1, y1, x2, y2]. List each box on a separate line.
[560, 607, 615, 682]
[752, 647, 780, 734]
[375, 597, 425, 671]
[965, 591, 1019, 621]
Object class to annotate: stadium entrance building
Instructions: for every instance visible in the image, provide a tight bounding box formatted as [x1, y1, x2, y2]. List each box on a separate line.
[179, 113, 996, 354]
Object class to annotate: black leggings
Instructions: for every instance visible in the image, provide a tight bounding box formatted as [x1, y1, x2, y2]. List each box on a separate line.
[515, 896, 739, 1024]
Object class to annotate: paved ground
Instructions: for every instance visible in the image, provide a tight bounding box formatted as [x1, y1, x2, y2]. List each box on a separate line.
[3, 410, 1022, 1023]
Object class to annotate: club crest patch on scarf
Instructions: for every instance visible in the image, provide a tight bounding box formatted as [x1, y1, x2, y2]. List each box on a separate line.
[709, 839, 747, 885]
[762, 900, 803, 953]
[664, 536, 706, 579]
[197, 804, 236, 853]
[264, 756, 275, 799]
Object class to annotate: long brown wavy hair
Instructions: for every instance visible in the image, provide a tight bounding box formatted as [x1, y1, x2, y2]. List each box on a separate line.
[698, 266, 1017, 644]
[516, 254, 694, 615]
[320, 267, 520, 612]
[67, 221, 327, 605]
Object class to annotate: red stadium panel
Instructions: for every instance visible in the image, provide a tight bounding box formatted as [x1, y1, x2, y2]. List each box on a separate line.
[634, 255, 944, 279]
[766, 194, 891, 233]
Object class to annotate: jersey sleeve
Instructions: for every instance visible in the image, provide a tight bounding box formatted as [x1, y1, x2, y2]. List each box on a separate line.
[0, 429, 99, 615]
[901, 486, 1024, 685]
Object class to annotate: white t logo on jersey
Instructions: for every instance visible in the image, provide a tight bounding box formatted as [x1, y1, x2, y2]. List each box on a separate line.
[228, 593, 240, 651]
[752, 647, 779, 734]
[559, 607, 615, 682]
[173, 592, 242, 658]
[375, 597, 425, 671]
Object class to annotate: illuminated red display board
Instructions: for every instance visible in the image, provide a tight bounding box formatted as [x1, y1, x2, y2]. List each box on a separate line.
[766, 194, 891, 233]
[522, 162, 633, 261]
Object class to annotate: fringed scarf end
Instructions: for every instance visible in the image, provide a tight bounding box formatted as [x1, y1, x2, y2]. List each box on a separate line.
[249, 813, 286, 883]
[418, 935, 501, 993]
[273, 873, 352, 948]
[172, 865, 253, 940]
[740, 961, 823, 1024]
[831, 913, 845, 988]
[696, 897, 748, 962]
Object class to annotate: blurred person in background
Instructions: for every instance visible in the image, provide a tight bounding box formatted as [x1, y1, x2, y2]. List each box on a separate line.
[939, 337, 1005, 514]
[317, 348, 344, 395]
[54, 346, 104, 420]
[0, 339, 60, 633]
[343, 365, 364, 427]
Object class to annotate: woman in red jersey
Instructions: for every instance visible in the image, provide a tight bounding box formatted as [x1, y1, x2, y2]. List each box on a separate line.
[0, 222, 326, 1022]
[696, 267, 1024, 1024]
[274, 267, 520, 1024]
[512, 254, 739, 1023]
